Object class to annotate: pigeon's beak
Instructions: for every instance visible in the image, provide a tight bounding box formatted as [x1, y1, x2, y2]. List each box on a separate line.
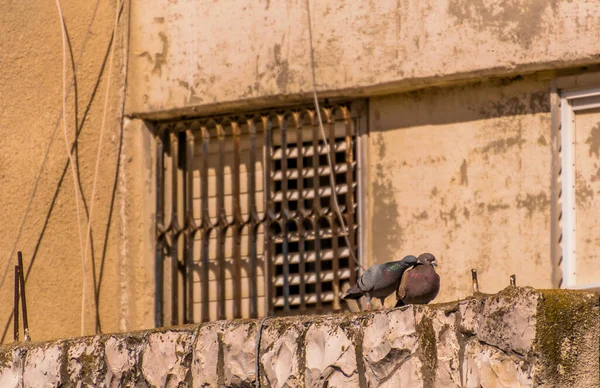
[432, 262, 438, 267]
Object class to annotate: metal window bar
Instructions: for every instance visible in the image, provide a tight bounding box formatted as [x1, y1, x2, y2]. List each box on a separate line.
[154, 102, 361, 325]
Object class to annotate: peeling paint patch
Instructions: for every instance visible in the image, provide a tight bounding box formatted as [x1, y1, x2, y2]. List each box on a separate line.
[537, 135, 548, 146]
[422, 156, 447, 165]
[591, 168, 600, 182]
[478, 134, 526, 155]
[516, 192, 550, 217]
[152, 32, 170, 76]
[478, 91, 550, 118]
[273, 44, 291, 91]
[486, 202, 510, 213]
[584, 123, 600, 158]
[460, 159, 468, 186]
[575, 171, 594, 206]
[413, 211, 429, 221]
[447, 0, 555, 49]
[439, 205, 458, 227]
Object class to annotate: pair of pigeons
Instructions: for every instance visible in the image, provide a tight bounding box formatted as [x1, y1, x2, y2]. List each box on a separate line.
[343, 253, 439, 310]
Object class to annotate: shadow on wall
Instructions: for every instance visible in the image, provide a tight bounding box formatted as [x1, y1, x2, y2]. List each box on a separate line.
[372, 77, 551, 132]
[366, 76, 553, 299]
[0, 20, 124, 343]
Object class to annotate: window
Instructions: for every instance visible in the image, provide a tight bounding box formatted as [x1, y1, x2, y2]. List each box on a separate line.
[154, 101, 365, 326]
[558, 83, 600, 291]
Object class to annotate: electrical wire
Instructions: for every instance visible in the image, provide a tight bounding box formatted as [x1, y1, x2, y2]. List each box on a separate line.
[82, 0, 122, 334]
[0, 0, 102, 297]
[55, 0, 88, 337]
[304, 0, 365, 272]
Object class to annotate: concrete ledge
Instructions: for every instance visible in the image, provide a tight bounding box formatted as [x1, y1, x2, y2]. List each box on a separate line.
[0, 287, 598, 387]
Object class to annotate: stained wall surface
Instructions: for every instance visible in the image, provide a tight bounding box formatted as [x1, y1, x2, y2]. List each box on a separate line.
[3, 0, 600, 343]
[367, 76, 555, 304]
[127, 0, 600, 117]
[0, 0, 154, 343]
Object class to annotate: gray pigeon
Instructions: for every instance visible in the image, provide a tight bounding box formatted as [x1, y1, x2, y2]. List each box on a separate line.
[343, 255, 419, 310]
[395, 253, 440, 307]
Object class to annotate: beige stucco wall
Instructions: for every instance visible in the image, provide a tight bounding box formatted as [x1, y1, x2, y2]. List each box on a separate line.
[3, 0, 600, 343]
[127, 0, 600, 118]
[367, 75, 555, 303]
[0, 0, 153, 343]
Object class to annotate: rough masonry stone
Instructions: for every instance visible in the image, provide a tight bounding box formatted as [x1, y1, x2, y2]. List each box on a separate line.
[0, 287, 597, 387]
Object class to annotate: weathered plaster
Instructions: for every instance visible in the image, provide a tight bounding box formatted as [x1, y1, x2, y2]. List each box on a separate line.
[367, 76, 556, 304]
[0, 0, 152, 344]
[127, 0, 600, 118]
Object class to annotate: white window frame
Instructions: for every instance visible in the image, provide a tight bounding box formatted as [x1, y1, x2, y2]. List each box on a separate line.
[560, 87, 600, 290]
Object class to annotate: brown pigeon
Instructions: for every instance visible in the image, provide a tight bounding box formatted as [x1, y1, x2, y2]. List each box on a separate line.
[343, 255, 419, 310]
[394, 253, 440, 307]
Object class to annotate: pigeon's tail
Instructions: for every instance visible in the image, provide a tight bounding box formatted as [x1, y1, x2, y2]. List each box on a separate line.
[342, 284, 364, 300]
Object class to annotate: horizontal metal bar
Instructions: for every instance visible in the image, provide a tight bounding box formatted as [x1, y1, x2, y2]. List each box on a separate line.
[274, 268, 352, 286]
[272, 142, 347, 159]
[274, 292, 335, 307]
[571, 101, 600, 112]
[274, 248, 352, 265]
[271, 226, 358, 242]
[272, 184, 356, 201]
[272, 163, 354, 180]
[561, 87, 600, 100]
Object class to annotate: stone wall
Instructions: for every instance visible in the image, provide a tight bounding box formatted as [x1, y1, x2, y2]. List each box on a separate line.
[0, 287, 598, 387]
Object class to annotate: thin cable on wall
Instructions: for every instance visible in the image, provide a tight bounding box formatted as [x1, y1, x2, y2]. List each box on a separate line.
[82, 0, 122, 334]
[304, 0, 365, 273]
[55, 0, 88, 337]
[0, 0, 102, 296]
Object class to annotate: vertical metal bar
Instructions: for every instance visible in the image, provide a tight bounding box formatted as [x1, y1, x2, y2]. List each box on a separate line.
[247, 118, 259, 318]
[13, 266, 19, 342]
[169, 131, 180, 326]
[216, 123, 227, 320]
[184, 128, 195, 324]
[354, 101, 369, 275]
[294, 112, 306, 311]
[310, 109, 322, 311]
[155, 130, 165, 327]
[17, 252, 29, 341]
[200, 125, 211, 322]
[326, 109, 341, 310]
[561, 97, 576, 286]
[342, 106, 357, 283]
[549, 80, 563, 289]
[232, 121, 243, 319]
[263, 115, 275, 316]
[278, 114, 291, 313]
[472, 269, 480, 293]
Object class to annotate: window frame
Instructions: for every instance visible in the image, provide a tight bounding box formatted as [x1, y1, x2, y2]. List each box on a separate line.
[559, 86, 600, 291]
[151, 100, 369, 326]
